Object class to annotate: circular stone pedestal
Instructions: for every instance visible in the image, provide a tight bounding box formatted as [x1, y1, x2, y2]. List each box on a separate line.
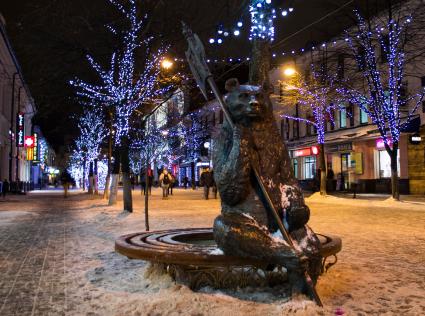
[115, 228, 341, 290]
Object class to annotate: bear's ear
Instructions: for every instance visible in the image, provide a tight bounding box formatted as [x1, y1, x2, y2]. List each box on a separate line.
[225, 78, 240, 92]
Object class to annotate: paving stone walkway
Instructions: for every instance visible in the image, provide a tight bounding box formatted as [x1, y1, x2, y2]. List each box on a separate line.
[0, 196, 70, 315]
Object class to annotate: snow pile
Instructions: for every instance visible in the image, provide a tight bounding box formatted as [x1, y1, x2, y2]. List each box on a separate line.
[209, 248, 224, 255]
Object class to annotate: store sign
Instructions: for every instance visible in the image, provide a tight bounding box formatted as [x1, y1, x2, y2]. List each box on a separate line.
[326, 142, 352, 153]
[16, 112, 25, 147]
[409, 133, 421, 145]
[24, 136, 35, 148]
[33, 133, 40, 162]
[376, 138, 392, 149]
[293, 146, 319, 157]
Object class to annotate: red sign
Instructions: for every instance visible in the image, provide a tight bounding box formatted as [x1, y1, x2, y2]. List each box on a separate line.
[24, 136, 35, 148]
[376, 138, 392, 149]
[294, 146, 319, 157]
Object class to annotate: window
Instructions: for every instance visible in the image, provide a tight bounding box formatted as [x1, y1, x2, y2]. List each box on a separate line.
[357, 47, 366, 71]
[219, 110, 223, 124]
[378, 150, 400, 178]
[399, 84, 407, 107]
[280, 119, 285, 138]
[422, 101, 425, 113]
[285, 118, 290, 140]
[340, 108, 347, 128]
[380, 35, 389, 63]
[421, 76, 425, 87]
[293, 121, 299, 139]
[304, 156, 316, 179]
[347, 103, 354, 127]
[293, 159, 298, 179]
[337, 54, 345, 79]
[360, 108, 368, 124]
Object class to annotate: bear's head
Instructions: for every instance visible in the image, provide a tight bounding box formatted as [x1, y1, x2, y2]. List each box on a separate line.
[224, 78, 271, 125]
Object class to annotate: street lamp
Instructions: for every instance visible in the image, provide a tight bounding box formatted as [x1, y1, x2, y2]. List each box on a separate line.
[161, 59, 173, 69]
[283, 67, 296, 77]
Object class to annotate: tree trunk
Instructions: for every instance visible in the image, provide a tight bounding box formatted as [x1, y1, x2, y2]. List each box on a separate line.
[94, 159, 99, 195]
[88, 161, 94, 194]
[389, 143, 400, 200]
[121, 136, 133, 212]
[108, 148, 120, 205]
[319, 143, 327, 196]
[104, 111, 113, 199]
[191, 161, 196, 190]
[144, 159, 150, 231]
[249, 39, 271, 86]
[82, 158, 86, 191]
[104, 173, 111, 199]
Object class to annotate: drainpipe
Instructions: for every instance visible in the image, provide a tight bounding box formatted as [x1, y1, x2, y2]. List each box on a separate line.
[15, 87, 22, 185]
[9, 72, 18, 182]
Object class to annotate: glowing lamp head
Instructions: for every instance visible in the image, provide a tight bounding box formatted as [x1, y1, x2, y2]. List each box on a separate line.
[161, 59, 173, 69]
[311, 146, 319, 155]
[283, 67, 296, 77]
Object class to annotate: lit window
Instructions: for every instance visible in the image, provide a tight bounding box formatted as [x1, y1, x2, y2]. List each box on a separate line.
[303, 156, 316, 179]
[360, 108, 368, 124]
[340, 109, 346, 128]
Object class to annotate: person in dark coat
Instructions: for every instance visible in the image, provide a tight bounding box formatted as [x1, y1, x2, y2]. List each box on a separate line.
[60, 171, 73, 198]
[2, 179, 9, 198]
[200, 168, 214, 199]
[183, 176, 189, 189]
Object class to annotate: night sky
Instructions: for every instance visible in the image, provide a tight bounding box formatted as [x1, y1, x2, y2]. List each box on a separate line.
[0, 0, 395, 151]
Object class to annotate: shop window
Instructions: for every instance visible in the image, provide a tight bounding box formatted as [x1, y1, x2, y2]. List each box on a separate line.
[378, 149, 400, 178]
[292, 159, 298, 179]
[360, 108, 368, 124]
[303, 156, 316, 179]
[340, 108, 347, 128]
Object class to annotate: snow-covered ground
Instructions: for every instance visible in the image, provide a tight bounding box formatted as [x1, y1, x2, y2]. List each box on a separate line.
[0, 188, 424, 315]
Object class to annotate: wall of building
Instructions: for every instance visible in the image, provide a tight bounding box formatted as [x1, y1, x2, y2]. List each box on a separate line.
[0, 14, 36, 184]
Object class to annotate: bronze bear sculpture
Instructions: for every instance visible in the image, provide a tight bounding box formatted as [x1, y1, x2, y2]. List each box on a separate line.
[213, 78, 322, 294]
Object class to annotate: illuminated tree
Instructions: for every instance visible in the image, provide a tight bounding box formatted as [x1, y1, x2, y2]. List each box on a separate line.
[338, 10, 425, 200]
[280, 69, 343, 195]
[70, 0, 170, 211]
[70, 106, 107, 192]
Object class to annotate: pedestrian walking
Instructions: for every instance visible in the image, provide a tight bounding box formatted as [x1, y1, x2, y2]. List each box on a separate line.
[183, 176, 189, 189]
[211, 170, 217, 199]
[60, 170, 73, 198]
[159, 169, 171, 199]
[200, 168, 214, 200]
[2, 179, 9, 199]
[167, 172, 175, 195]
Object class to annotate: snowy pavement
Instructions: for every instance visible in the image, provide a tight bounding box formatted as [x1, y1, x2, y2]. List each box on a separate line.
[0, 188, 424, 315]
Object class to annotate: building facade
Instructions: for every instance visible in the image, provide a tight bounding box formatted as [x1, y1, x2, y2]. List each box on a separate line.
[269, 1, 425, 194]
[0, 14, 37, 189]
